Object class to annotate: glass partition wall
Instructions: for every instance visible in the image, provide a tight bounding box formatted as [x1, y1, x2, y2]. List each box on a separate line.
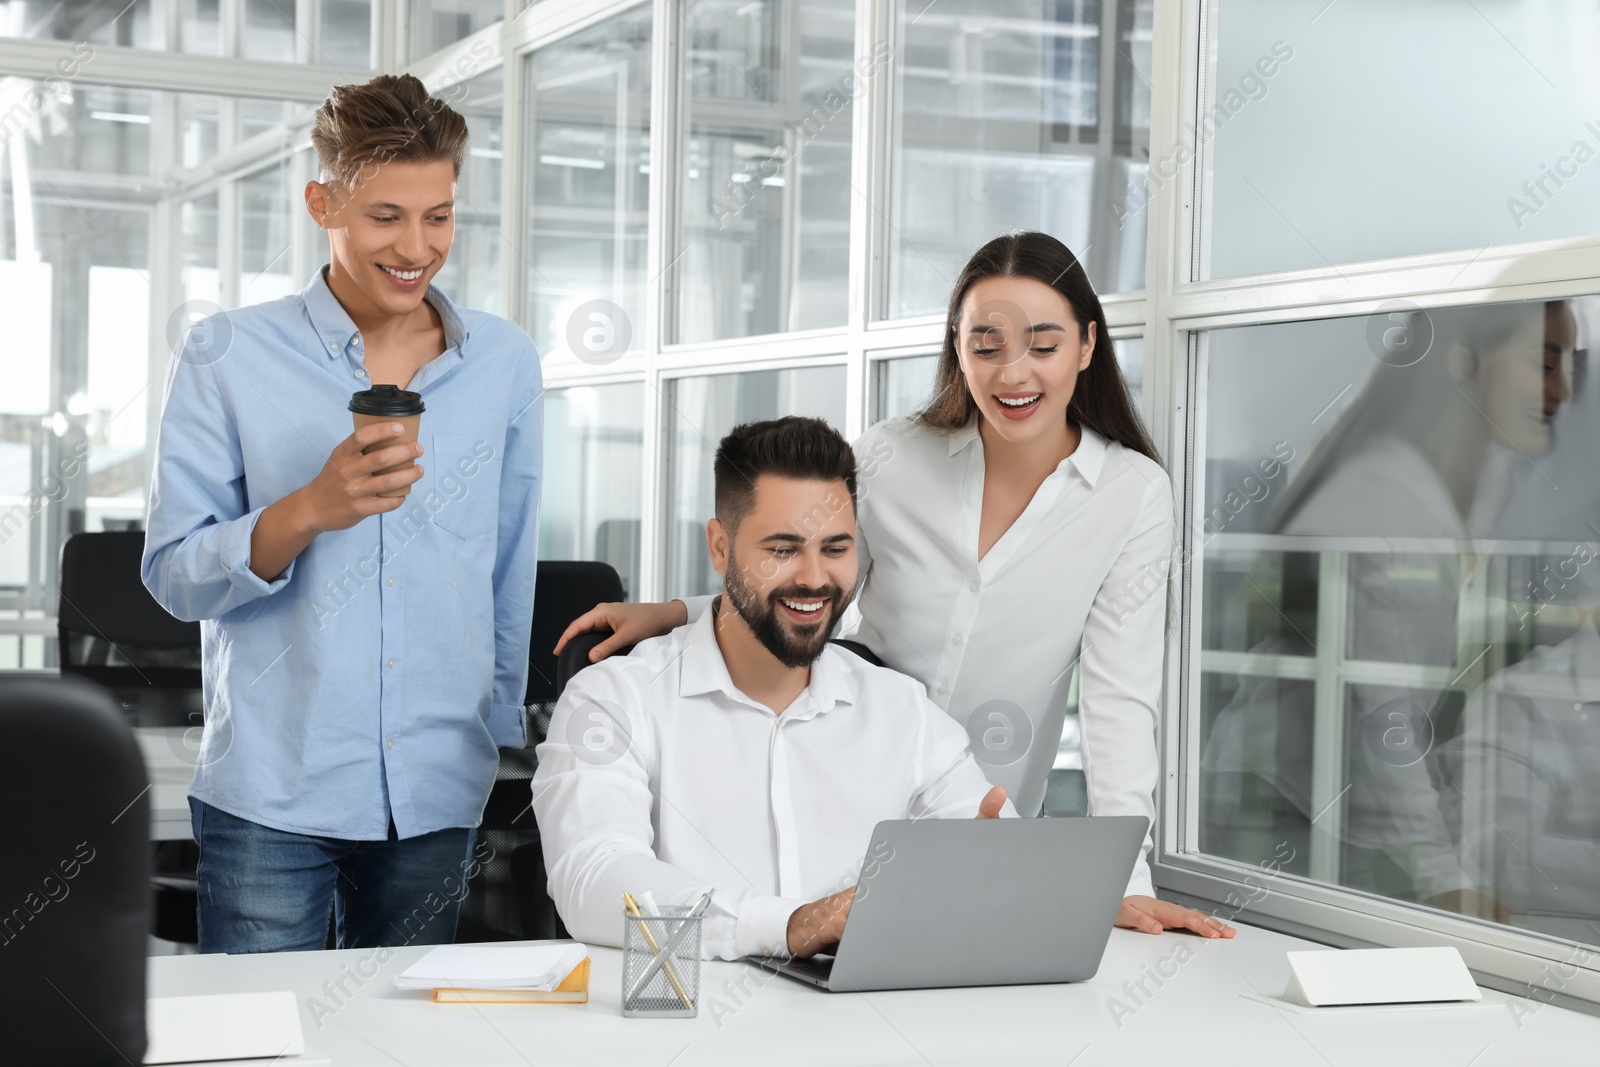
[5, 0, 1599, 1007]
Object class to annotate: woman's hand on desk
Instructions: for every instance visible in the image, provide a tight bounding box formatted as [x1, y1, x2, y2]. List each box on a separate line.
[554, 600, 688, 661]
[1115, 896, 1236, 938]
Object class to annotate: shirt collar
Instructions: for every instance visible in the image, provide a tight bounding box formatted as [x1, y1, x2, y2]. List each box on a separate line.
[946, 415, 1110, 487]
[1065, 424, 1109, 487]
[677, 598, 855, 717]
[301, 266, 470, 359]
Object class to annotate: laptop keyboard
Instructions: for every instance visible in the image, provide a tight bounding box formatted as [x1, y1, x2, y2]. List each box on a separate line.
[782, 955, 835, 982]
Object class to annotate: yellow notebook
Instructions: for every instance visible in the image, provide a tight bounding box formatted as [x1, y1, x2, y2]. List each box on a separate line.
[432, 957, 590, 1004]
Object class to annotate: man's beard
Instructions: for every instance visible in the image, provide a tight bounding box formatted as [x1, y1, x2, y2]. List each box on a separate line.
[723, 549, 854, 669]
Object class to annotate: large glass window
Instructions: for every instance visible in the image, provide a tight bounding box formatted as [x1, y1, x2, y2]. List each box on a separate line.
[885, 0, 1152, 319]
[540, 383, 646, 598]
[409, 0, 502, 60]
[0, 77, 326, 667]
[1193, 295, 1597, 948]
[872, 353, 940, 423]
[663, 365, 847, 596]
[0, 0, 373, 65]
[674, 0, 855, 343]
[432, 65, 505, 316]
[523, 4, 651, 362]
[1204, 0, 1600, 279]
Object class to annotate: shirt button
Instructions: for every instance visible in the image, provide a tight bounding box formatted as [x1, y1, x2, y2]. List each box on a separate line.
[355, 368, 367, 378]
[387, 577, 396, 587]
[937, 683, 948, 695]
[970, 580, 980, 592]
[328, 342, 338, 352]
[386, 738, 393, 749]
[952, 633, 963, 645]
[387, 658, 395, 668]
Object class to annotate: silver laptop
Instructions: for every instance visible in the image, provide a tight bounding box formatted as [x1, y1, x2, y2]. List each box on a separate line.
[752, 815, 1148, 992]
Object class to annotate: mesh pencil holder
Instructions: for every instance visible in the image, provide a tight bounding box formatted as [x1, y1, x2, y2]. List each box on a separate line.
[621, 905, 703, 1018]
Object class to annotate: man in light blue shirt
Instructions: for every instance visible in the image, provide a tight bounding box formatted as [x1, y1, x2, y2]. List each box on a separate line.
[142, 74, 541, 953]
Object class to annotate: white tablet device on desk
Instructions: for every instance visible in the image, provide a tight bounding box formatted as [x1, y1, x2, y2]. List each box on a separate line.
[752, 815, 1147, 992]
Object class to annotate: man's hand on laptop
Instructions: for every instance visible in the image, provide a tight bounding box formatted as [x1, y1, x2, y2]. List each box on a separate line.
[785, 787, 1009, 957]
[787, 886, 855, 958]
[1115, 896, 1236, 938]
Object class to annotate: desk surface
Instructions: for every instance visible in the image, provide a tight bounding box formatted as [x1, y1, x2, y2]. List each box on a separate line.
[148, 924, 1598, 1066]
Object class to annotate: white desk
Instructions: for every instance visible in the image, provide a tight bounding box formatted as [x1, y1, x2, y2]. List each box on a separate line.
[148, 924, 1598, 1066]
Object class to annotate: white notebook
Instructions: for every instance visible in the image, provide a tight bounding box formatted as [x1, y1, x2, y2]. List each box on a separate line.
[394, 943, 589, 992]
[145, 991, 305, 1064]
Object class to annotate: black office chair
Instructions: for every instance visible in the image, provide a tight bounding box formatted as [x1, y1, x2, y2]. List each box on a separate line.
[526, 561, 627, 708]
[59, 531, 202, 947]
[456, 561, 627, 944]
[0, 676, 149, 1066]
[58, 531, 203, 720]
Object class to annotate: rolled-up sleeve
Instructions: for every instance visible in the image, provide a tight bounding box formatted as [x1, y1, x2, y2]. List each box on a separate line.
[489, 335, 543, 745]
[142, 333, 293, 622]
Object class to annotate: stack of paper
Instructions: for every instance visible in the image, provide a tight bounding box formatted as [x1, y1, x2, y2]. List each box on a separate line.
[395, 943, 590, 1003]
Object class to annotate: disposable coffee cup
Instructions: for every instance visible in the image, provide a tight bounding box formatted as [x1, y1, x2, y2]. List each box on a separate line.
[349, 385, 425, 498]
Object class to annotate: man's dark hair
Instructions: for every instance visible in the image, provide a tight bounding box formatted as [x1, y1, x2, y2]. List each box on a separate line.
[713, 417, 857, 535]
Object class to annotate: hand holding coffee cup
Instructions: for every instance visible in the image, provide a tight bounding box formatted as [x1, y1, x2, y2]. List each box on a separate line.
[288, 387, 426, 534]
[349, 385, 425, 498]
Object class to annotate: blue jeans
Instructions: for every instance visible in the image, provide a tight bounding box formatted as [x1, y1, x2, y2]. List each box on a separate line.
[191, 799, 479, 954]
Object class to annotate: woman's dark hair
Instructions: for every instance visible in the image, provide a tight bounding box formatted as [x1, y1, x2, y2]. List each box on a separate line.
[917, 231, 1158, 464]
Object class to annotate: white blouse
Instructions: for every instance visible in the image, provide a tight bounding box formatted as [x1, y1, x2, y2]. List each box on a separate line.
[687, 416, 1172, 897]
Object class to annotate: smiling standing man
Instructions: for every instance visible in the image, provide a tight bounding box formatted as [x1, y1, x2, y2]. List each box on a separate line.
[142, 74, 542, 953]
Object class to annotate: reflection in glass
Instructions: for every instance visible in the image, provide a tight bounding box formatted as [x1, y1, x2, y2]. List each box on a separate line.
[675, 0, 854, 342]
[1196, 297, 1600, 948]
[540, 384, 646, 599]
[1206, 0, 1600, 278]
[524, 6, 651, 360]
[886, 0, 1152, 319]
[664, 366, 848, 597]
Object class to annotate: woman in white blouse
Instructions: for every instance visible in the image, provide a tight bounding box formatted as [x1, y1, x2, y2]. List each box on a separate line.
[558, 231, 1231, 939]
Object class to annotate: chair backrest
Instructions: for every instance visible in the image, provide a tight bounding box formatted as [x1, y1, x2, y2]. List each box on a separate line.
[526, 561, 626, 705]
[0, 676, 149, 1065]
[555, 629, 636, 698]
[58, 531, 201, 691]
[830, 638, 885, 668]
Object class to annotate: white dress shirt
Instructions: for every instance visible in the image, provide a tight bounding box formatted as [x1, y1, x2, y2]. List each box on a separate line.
[686, 416, 1172, 897]
[530, 606, 1011, 961]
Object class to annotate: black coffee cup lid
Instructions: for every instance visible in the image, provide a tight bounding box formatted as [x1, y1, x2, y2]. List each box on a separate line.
[349, 384, 425, 417]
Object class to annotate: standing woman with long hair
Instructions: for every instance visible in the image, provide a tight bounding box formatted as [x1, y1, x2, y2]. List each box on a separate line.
[559, 231, 1231, 938]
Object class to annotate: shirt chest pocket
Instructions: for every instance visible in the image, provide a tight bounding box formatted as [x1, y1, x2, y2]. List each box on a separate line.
[429, 434, 501, 540]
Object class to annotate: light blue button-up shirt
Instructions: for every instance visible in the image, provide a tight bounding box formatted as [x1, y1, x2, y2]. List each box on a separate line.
[142, 268, 542, 840]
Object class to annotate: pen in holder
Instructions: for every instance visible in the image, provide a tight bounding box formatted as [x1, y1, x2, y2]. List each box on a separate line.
[621, 903, 703, 1018]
